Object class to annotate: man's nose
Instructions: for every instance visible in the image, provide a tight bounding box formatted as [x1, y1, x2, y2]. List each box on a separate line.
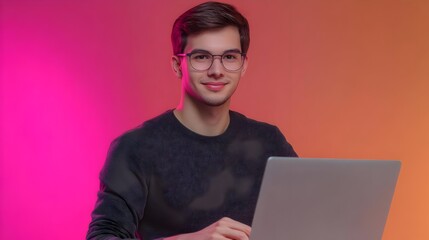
[207, 56, 224, 78]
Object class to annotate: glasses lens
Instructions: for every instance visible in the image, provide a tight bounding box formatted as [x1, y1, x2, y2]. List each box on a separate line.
[222, 52, 243, 71]
[190, 52, 213, 71]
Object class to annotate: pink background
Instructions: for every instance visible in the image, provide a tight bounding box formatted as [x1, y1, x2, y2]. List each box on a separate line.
[1, 0, 428, 239]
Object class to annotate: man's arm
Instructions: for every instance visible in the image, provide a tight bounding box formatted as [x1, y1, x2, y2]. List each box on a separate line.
[87, 136, 148, 240]
[274, 126, 298, 157]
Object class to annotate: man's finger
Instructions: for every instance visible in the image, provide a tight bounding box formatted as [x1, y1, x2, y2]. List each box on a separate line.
[217, 217, 251, 236]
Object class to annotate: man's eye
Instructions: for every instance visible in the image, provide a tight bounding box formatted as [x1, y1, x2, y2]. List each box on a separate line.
[192, 54, 211, 60]
[223, 54, 238, 61]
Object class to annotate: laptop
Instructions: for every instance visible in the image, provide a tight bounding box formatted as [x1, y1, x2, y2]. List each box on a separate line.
[250, 157, 401, 240]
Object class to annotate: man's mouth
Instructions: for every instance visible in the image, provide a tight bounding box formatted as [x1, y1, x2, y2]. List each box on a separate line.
[202, 82, 227, 91]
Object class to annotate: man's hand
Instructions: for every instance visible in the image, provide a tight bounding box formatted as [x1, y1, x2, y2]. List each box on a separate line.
[164, 217, 251, 240]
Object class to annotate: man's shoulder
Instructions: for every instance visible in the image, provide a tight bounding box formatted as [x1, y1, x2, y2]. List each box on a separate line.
[230, 110, 280, 131]
[229, 110, 298, 156]
[114, 110, 175, 143]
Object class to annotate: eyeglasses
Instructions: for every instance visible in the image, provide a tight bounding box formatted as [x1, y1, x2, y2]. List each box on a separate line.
[177, 50, 246, 71]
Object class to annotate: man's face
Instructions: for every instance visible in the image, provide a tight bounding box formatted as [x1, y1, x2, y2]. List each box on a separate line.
[175, 26, 247, 107]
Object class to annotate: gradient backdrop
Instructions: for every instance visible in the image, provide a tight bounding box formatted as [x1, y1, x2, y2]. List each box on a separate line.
[1, 0, 428, 239]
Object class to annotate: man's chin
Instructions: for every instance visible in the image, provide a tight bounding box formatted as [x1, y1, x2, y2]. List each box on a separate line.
[186, 93, 231, 108]
[201, 97, 230, 107]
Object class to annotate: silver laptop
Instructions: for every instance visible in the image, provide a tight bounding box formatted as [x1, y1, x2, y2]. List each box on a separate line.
[250, 157, 401, 240]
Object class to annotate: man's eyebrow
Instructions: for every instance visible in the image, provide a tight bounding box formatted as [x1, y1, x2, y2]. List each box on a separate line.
[189, 48, 242, 54]
[189, 49, 210, 54]
[223, 48, 242, 53]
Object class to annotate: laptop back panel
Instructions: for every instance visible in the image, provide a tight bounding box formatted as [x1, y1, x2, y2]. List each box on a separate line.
[250, 157, 401, 240]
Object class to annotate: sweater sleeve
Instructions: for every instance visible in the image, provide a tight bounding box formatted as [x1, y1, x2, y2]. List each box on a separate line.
[87, 135, 149, 240]
[274, 126, 299, 157]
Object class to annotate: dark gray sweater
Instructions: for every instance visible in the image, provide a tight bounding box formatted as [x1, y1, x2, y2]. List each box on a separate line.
[87, 110, 297, 240]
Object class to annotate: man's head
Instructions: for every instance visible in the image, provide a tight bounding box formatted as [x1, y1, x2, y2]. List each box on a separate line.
[171, 2, 249, 107]
[171, 1, 250, 55]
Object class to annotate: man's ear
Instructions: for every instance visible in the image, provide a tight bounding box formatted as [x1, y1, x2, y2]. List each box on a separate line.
[241, 56, 249, 76]
[171, 56, 182, 78]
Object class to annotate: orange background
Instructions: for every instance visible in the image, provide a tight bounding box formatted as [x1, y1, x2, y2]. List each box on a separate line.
[1, 0, 428, 239]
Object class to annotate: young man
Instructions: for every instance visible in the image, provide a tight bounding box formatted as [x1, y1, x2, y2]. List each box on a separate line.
[87, 2, 297, 240]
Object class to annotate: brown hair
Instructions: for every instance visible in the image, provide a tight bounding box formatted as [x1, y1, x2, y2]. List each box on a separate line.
[171, 1, 250, 55]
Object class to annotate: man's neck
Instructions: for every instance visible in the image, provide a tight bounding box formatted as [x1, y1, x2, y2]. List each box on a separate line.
[174, 97, 231, 137]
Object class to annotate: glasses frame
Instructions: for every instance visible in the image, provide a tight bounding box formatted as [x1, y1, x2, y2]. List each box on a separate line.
[177, 51, 247, 72]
